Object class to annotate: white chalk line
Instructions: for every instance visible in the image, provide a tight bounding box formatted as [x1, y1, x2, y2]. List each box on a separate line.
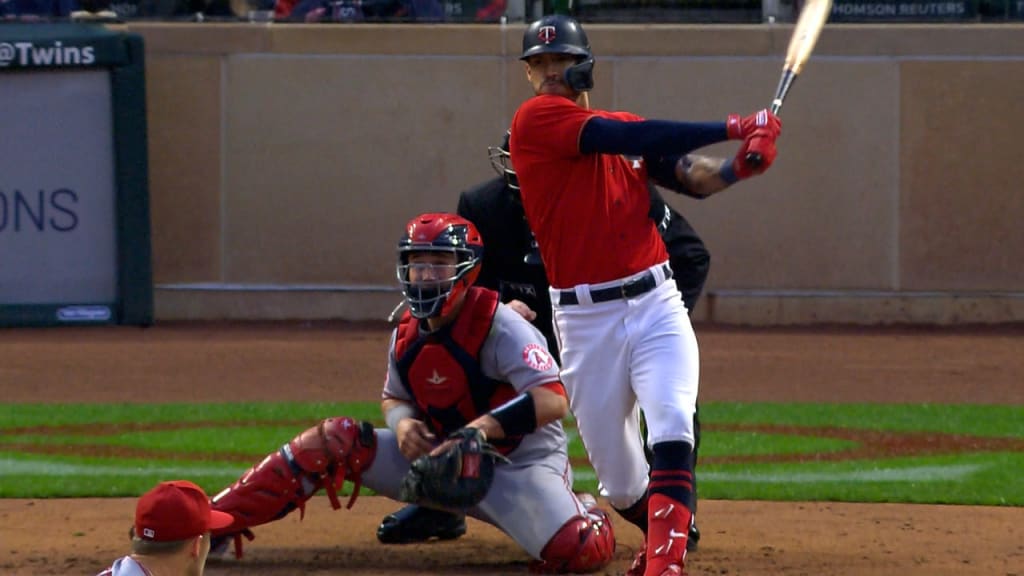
[573, 463, 983, 484]
[0, 458, 246, 477]
[0, 458, 983, 483]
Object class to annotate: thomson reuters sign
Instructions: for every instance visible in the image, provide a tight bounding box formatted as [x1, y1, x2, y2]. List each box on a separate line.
[0, 41, 96, 68]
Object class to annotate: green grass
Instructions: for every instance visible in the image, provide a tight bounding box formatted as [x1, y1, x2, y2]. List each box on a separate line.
[1, 401, 1021, 506]
[0, 402, 384, 428]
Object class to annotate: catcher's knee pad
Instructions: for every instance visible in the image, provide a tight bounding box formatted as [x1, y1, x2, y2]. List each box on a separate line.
[287, 417, 377, 510]
[532, 508, 616, 574]
[210, 418, 376, 551]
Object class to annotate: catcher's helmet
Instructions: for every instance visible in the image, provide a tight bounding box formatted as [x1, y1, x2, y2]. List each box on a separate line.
[397, 213, 483, 319]
[520, 14, 594, 92]
[487, 130, 519, 191]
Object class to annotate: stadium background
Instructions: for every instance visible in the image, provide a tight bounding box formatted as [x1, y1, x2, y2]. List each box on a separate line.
[128, 22, 1024, 325]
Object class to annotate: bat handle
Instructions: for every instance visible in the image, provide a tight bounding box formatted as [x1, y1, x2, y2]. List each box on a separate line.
[742, 100, 788, 170]
[743, 71, 796, 170]
[743, 151, 765, 170]
[744, 109, 777, 168]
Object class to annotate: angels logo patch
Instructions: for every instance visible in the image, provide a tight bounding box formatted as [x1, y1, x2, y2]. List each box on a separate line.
[522, 343, 554, 371]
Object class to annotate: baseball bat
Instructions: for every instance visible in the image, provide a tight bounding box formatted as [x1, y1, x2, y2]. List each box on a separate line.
[746, 0, 832, 167]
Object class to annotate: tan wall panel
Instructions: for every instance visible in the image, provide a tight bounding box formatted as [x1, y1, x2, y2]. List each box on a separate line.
[130, 23, 272, 54]
[131, 24, 1024, 323]
[503, 58, 538, 122]
[269, 24, 514, 55]
[584, 24, 777, 57]
[900, 60, 1024, 291]
[145, 54, 223, 283]
[222, 55, 502, 284]
[815, 24, 1024, 57]
[613, 58, 901, 290]
[500, 25, 546, 124]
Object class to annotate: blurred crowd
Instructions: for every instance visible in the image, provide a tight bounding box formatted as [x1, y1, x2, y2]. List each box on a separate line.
[0, 0, 510, 22]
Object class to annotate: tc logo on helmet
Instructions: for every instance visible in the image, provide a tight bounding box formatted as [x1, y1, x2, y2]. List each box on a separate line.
[538, 25, 556, 44]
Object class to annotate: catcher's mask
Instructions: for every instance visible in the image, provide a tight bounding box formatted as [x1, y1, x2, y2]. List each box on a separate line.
[397, 213, 483, 319]
[487, 130, 519, 192]
[520, 14, 594, 93]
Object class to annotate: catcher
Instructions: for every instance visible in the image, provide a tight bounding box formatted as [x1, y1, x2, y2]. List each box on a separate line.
[208, 212, 615, 573]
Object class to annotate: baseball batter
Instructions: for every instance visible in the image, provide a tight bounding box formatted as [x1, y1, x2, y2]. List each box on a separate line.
[379, 133, 713, 548]
[208, 213, 615, 573]
[473, 132, 713, 546]
[509, 15, 782, 576]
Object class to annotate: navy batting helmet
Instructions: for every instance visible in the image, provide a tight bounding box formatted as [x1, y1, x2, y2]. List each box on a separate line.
[397, 213, 483, 319]
[520, 14, 594, 92]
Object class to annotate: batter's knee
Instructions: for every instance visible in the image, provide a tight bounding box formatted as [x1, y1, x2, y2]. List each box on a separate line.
[531, 509, 615, 574]
[644, 409, 695, 448]
[603, 487, 647, 511]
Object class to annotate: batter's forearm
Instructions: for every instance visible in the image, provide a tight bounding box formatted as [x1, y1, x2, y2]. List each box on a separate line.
[676, 155, 733, 198]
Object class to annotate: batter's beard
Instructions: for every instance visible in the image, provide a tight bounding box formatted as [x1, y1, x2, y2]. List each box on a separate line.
[539, 81, 571, 97]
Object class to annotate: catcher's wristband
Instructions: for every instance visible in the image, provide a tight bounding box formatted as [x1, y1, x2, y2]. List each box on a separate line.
[385, 402, 418, 432]
[489, 392, 537, 437]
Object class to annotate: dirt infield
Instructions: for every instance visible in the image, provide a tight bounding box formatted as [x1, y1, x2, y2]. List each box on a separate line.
[1, 322, 1022, 575]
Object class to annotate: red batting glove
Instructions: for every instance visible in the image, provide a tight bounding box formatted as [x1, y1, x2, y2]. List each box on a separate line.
[733, 129, 778, 180]
[726, 109, 781, 140]
[720, 128, 780, 183]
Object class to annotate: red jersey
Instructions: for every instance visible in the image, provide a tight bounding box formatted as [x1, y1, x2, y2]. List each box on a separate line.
[509, 94, 669, 288]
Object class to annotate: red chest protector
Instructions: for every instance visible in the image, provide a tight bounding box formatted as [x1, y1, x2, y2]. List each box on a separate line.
[394, 287, 520, 450]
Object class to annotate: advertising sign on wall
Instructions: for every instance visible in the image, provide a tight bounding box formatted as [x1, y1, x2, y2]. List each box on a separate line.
[829, 0, 974, 21]
[0, 24, 151, 327]
[0, 71, 117, 311]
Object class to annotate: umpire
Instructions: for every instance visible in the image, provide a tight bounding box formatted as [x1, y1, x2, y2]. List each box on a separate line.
[376, 132, 709, 551]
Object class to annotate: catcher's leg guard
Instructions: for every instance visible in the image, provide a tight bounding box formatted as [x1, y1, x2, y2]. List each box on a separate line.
[529, 508, 615, 574]
[210, 417, 376, 557]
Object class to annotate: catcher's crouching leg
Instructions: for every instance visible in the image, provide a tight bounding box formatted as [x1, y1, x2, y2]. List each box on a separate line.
[529, 508, 616, 574]
[210, 417, 376, 558]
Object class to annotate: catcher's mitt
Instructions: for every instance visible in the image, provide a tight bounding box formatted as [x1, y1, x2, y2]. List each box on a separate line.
[399, 427, 509, 510]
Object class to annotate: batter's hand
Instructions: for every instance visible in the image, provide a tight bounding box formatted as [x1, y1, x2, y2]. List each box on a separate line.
[395, 418, 438, 461]
[726, 109, 781, 141]
[506, 299, 538, 322]
[733, 128, 779, 179]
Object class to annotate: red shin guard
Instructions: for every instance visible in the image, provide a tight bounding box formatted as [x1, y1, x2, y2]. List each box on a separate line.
[643, 493, 691, 576]
[209, 417, 376, 557]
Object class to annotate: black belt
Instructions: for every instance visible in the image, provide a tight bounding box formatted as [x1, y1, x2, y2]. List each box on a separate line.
[558, 264, 672, 306]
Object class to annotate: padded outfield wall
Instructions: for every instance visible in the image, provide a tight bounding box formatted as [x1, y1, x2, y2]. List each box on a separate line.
[126, 22, 1024, 324]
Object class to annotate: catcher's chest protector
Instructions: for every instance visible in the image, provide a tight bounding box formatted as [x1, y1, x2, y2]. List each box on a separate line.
[395, 288, 518, 437]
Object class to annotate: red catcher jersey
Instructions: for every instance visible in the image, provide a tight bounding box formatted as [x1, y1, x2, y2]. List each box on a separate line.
[510, 94, 668, 288]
